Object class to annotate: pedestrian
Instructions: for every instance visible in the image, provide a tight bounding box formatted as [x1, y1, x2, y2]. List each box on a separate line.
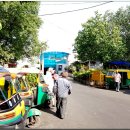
[53, 71, 72, 119]
[52, 72, 59, 107]
[45, 67, 55, 107]
[114, 70, 121, 92]
[53, 73, 59, 85]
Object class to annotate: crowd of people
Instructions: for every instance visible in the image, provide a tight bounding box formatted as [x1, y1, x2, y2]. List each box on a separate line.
[44, 67, 72, 119]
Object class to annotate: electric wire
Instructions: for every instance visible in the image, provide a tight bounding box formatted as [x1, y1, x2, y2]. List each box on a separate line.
[40, 1, 110, 5]
[40, 1, 130, 2]
[39, 1, 113, 16]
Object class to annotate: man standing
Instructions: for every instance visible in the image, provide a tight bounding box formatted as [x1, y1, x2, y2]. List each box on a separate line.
[114, 70, 121, 92]
[45, 67, 55, 106]
[53, 71, 72, 119]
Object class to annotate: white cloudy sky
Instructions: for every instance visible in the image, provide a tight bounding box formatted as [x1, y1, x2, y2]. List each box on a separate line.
[38, 0, 130, 62]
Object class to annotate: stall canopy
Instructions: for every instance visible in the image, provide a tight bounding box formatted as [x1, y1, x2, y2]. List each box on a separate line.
[109, 61, 130, 67]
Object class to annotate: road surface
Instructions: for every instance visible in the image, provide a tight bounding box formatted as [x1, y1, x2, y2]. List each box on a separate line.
[37, 78, 130, 129]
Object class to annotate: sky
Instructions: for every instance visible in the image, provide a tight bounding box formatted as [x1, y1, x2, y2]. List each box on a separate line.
[38, 0, 130, 63]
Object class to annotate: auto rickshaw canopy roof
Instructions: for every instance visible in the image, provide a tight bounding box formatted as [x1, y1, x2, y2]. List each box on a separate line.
[109, 61, 130, 67]
[0, 66, 9, 73]
[107, 69, 130, 79]
[6, 67, 41, 74]
[108, 69, 130, 72]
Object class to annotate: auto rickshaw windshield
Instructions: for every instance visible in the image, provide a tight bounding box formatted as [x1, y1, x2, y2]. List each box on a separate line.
[0, 88, 6, 104]
[14, 78, 28, 92]
[0, 76, 15, 99]
[106, 71, 115, 76]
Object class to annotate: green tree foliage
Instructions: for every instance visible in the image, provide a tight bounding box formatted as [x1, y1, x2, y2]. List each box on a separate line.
[112, 6, 130, 60]
[0, 1, 44, 63]
[74, 12, 127, 63]
[0, 22, 2, 30]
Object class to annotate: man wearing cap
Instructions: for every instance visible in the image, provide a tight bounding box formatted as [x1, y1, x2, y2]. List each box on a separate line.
[114, 70, 121, 92]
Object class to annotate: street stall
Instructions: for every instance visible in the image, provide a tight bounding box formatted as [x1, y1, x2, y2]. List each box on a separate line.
[90, 70, 105, 88]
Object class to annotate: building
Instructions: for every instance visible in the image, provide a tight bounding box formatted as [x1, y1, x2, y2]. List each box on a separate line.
[40, 51, 69, 74]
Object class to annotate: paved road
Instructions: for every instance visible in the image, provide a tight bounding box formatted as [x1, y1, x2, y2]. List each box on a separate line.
[38, 78, 130, 129]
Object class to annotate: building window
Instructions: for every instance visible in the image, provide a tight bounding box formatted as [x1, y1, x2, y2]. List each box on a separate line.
[58, 65, 62, 71]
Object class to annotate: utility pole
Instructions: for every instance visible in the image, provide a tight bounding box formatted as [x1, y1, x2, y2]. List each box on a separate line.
[40, 47, 44, 72]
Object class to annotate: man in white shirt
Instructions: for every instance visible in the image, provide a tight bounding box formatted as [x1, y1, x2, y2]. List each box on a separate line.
[45, 68, 55, 106]
[114, 70, 121, 92]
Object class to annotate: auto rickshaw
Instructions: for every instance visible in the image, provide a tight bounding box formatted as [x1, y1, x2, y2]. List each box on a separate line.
[0, 73, 26, 128]
[0, 67, 42, 128]
[7, 67, 53, 127]
[8, 67, 53, 107]
[105, 69, 130, 89]
[10, 73, 42, 128]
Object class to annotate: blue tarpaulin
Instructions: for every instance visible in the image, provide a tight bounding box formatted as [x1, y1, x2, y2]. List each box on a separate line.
[109, 61, 130, 67]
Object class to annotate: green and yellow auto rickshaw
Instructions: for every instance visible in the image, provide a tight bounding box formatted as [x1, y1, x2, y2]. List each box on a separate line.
[24, 70, 53, 107]
[0, 67, 42, 128]
[105, 69, 130, 89]
[0, 73, 26, 128]
[10, 73, 41, 128]
[8, 67, 53, 107]
[7, 67, 53, 128]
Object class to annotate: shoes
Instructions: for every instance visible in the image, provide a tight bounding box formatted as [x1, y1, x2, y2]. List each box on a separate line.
[55, 113, 64, 119]
[60, 115, 65, 119]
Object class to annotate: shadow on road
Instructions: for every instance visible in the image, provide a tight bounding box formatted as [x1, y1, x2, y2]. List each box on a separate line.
[39, 107, 57, 117]
[121, 89, 130, 95]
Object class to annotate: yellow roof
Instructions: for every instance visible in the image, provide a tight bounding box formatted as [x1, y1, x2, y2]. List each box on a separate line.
[108, 69, 130, 72]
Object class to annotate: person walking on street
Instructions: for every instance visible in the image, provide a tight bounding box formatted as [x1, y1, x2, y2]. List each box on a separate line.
[114, 70, 121, 92]
[53, 71, 72, 119]
[52, 72, 59, 107]
[45, 67, 55, 107]
[52, 70, 59, 84]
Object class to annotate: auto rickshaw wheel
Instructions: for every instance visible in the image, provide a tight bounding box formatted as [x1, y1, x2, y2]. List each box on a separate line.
[26, 115, 40, 128]
[32, 89, 37, 105]
[48, 99, 53, 108]
[44, 99, 53, 108]
[105, 84, 109, 89]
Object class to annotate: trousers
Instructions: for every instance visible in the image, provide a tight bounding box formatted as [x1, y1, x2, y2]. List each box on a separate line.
[56, 97, 67, 119]
[115, 82, 120, 91]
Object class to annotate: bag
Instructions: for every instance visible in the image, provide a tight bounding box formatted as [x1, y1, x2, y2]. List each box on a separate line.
[68, 89, 71, 95]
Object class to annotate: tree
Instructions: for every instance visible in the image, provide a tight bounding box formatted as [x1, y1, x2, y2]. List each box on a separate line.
[112, 6, 130, 61]
[0, 2, 44, 64]
[74, 12, 127, 63]
[0, 22, 2, 30]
